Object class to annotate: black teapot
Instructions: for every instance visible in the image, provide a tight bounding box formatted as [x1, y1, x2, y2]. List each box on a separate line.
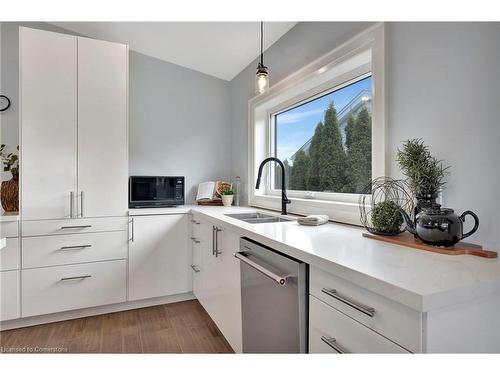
[400, 205, 479, 247]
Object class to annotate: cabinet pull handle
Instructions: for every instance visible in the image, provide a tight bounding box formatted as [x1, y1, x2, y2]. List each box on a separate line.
[129, 218, 135, 242]
[321, 336, 349, 354]
[60, 275, 92, 281]
[191, 219, 200, 225]
[321, 288, 375, 317]
[80, 191, 84, 218]
[59, 245, 92, 250]
[214, 227, 222, 257]
[69, 192, 74, 218]
[212, 226, 216, 255]
[190, 264, 200, 273]
[60, 225, 92, 230]
[190, 237, 201, 244]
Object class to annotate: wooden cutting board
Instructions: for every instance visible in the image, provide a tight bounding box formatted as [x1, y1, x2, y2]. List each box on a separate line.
[363, 232, 497, 258]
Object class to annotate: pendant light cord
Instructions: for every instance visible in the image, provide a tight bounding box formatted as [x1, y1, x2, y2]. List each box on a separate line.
[260, 21, 264, 66]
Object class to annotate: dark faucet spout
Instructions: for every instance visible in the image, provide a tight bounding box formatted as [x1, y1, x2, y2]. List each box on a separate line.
[255, 157, 291, 215]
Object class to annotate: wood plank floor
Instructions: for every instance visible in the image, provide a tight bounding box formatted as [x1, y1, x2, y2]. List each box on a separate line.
[0, 300, 234, 353]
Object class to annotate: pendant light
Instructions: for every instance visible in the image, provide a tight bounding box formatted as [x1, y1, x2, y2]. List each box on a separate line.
[255, 21, 269, 94]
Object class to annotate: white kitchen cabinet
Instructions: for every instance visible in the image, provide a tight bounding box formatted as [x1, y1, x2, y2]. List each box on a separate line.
[309, 296, 408, 353]
[128, 214, 191, 301]
[22, 260, 126, 317]
[77, 37, 128, 218]
[20, 27, 128, 220]
[189, 214, 243, 353]
[22, 231, 128, 269]
[0, 270, 19, 321]
[20, 27, 78, 220]
[0, 237, 19, 271]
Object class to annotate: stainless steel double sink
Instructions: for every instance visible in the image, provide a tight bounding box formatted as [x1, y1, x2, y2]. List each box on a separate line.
[225, 212, 294, 224]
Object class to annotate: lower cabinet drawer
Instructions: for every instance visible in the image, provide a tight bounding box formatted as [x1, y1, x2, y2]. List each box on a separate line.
[22, 231, 128, 268]
[309, 296, 409, 353]
[22, 260, 126, 317]
[1, 221, 19, 238]
[22, 217, 128, 236]
[0, 270, 20, 321]
[0, 237, 19, 271]
[310, 266, 421, 352]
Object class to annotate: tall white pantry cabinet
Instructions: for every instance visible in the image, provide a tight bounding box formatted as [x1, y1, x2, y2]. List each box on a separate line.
[14, 27, 129, 320]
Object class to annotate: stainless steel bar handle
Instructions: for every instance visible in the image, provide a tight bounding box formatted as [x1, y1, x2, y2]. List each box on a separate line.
[80, 191, 84, 218]
[321, 288, 375, 317]
[234, 252, 288, 286]
[190, 264, 200, 273]
[130, 218, 135, 242]
[190, 237, 200, 244]
[59, 245, 92, 250]
[60, 225, 92, 230]
[321, 336, 349, 354]
[214, 227, 222, 257]
[212, 226, 216, 255]
[60, 275, 92, 281]
[69, 192, 74, 218]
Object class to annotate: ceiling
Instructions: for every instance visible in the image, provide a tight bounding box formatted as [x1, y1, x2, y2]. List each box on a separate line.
[50, 22, 297, 81]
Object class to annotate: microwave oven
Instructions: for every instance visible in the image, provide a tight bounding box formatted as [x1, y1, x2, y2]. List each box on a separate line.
[129, 176, 185, 208]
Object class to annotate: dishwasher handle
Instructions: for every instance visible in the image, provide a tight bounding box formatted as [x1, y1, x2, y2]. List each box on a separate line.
[234, 251, 289, 286]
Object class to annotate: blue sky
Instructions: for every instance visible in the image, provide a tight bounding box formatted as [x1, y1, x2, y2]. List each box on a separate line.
[276, 76, 372, 161]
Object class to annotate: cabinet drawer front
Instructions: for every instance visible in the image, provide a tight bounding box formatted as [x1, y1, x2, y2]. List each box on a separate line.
[310, 267, 421, 352]
[0, 270, 20, 321]
[22, 260, 126, 317]
[1, 221, 19, 238]
[23, 231, 128, 268]
[0, 238, 20, 271]
[22, 217, 128, 236]
[309, 296, 408, 353]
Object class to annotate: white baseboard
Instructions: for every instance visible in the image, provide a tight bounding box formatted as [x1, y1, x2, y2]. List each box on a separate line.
[0, 292, 196, 331]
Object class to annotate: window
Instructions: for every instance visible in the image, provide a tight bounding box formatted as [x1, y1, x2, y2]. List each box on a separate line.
[249, 24, 385, 225]
[274, 75, 372, 195]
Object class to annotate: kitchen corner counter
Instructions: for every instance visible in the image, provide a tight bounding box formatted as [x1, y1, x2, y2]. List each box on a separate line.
[130, 205, 500, 313]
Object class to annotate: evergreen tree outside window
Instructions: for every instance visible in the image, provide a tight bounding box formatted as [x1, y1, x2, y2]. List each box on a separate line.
[274, 75, 372, 194]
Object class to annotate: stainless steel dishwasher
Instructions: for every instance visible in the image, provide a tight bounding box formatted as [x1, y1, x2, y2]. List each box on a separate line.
[234, 237, 308, 353]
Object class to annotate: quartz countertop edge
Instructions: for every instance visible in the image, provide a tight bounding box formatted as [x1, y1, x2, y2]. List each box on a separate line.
[129, 205, 500, 312]
[0, 212, 20, 222]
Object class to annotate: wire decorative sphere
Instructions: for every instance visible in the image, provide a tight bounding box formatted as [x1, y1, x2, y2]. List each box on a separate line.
[359, 177, 414, 236]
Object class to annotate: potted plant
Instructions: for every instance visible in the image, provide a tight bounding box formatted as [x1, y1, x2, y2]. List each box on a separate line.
[220, 187, 234, 207]
[0, 144, 19, 212]
[396, 139, 449, 213]
[370, 201, 404, 235]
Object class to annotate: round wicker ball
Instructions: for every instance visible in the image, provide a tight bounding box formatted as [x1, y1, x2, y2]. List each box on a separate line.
[359, 177, 414, 236]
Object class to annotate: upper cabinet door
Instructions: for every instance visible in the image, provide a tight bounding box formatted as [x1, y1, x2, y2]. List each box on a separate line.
[20, 27, 78, 220]
[77, 37, 128, 218]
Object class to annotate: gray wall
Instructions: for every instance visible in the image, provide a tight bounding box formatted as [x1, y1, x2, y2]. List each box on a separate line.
[129, 51, 231, 201]
[229, 22, 500, 249]
[0, 22, 232, 202]
[387, 22, 500, 248]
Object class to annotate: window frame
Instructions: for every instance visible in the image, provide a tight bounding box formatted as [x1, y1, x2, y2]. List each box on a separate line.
[248, 23, 386, 225]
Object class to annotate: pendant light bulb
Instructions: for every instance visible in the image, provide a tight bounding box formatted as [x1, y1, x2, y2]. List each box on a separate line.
[255, 22, 269, 94]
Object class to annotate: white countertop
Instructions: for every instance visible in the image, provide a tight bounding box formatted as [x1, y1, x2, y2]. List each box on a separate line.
[0, 212, 19, 222]
[130, 205, 500, 312]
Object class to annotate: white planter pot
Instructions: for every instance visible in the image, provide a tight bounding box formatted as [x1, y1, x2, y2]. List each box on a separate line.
[222, 195, 234, 207]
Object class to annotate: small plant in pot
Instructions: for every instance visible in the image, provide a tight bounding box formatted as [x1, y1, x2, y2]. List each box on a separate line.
[359, 177, 413, 236]
[396, 138, 449, 214]
[370, 201, 404, 235]
[220, 187, 234, 207]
